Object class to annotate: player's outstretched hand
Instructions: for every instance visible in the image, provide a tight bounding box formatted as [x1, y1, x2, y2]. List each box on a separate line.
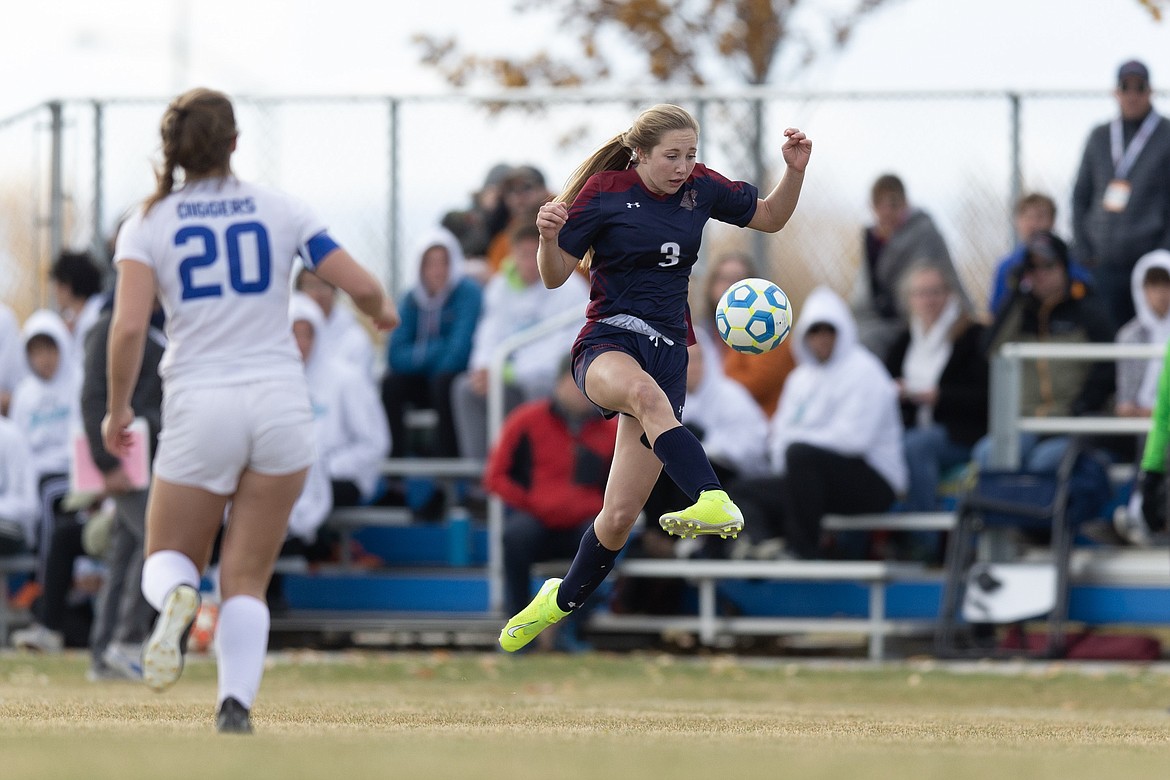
[781, 128, 812, 172]
[536, 202, 568, 240]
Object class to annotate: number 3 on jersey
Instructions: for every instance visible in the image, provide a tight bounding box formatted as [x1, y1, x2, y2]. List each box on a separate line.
[177, 221, 272, 300]
[658, 241, 681, 268]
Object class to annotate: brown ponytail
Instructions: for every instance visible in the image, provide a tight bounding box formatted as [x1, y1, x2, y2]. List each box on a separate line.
[557, 104, 699, 269]
[144, 88, 238, 213]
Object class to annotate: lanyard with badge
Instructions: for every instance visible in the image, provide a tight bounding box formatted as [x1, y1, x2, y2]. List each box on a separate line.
[1104, 111, 1162, 212]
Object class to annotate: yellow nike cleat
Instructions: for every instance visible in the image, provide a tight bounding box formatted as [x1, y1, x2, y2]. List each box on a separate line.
[499, 578, 571, 652]
[658, 489, 745, 539]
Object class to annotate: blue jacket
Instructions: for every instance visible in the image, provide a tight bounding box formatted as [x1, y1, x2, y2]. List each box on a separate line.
[387, 276, 482, 376]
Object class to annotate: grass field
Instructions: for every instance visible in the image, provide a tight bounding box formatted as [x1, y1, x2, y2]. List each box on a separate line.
[3, 650, 1170, 779]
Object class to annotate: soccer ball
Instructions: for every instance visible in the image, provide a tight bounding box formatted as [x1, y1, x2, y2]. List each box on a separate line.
[714, 277, 793, 354]
[187, 601, 218, 654]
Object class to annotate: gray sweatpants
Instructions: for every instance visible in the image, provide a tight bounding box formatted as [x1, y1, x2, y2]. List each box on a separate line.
[89, 489, 155, 662]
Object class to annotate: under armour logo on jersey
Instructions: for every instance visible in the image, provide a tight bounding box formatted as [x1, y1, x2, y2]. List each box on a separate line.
[627, 202, 641, 208]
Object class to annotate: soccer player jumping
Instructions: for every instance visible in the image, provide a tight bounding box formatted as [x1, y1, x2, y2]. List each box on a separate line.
[500, 103, 812, 651]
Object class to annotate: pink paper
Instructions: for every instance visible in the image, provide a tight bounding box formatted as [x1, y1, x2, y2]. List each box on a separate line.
[70, 417, 151, 494]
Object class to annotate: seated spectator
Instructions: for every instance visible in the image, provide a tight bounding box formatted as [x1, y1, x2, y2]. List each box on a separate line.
[975, 231, 1115, 472]
[728, 287, 907, 560]
[1112, 249, 1170, 543]
[483, 357, 617, 648]
[0, 414, 39, 557]
[886, 263, 989, 511]
[291, 293, 389, 508]
[696, 250, 795, 416]
[1115, 250, 1170, 419]
[9, 310, 78, 565]
[883, 264, 988, 562]
[9, 311, 99, 656]
[295, 266, 377, 384]
[988, 192, 1093, 316]
[382, 228, 483, 458]
[852, 173, 970, 361]
[451, 221, 587, 460]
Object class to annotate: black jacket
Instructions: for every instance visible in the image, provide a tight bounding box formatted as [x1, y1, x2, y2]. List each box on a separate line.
[80, 309, 165, 474]
[885, 319, 989, 447]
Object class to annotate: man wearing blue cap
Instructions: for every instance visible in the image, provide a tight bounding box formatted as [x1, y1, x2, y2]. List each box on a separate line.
[1072, 59, 1170, 329]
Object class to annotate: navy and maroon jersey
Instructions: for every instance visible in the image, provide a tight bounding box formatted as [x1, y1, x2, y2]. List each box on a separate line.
[557, 164, 759, 344]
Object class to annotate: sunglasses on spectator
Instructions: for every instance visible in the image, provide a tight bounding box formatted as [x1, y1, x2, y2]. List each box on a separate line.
[1119, 81, 1150, 93]
[806, 323, 836, 335]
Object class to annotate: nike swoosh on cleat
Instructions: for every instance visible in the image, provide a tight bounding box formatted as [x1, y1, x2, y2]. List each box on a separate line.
[506, 620, 540, 638]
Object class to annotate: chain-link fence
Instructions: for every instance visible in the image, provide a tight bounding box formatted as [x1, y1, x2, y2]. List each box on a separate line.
[0, 88, 1133, 323]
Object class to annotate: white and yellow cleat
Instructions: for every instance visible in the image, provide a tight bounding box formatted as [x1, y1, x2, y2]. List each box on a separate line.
[142, 584, 201, 692]
[659, 489, 745, 539]
[499, 578, 571, 653]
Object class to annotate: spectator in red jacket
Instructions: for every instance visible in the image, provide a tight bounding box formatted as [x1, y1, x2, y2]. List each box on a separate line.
[484, 358, 617, 628]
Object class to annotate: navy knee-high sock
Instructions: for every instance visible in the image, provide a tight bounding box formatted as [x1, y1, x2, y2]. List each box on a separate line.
[556, 525, 621, 613]
[652, 425, 721, 501]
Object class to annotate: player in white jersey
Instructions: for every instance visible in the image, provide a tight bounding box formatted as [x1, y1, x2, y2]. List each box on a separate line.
[101, 88, 398, 734]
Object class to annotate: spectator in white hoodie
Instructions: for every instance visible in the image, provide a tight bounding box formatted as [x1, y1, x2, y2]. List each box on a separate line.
[1115, 249, 1170, 419]
[9, 310, 78, 560]
[452, 221, 588, 459]
[291, 293, 390, 509]
[1113, 249, 1170, 543]
[728, 286, 907, 559]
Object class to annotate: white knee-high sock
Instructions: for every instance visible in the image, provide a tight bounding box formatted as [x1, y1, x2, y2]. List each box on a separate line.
[141, 550, 201, 611]
[216, 595, 269, 709]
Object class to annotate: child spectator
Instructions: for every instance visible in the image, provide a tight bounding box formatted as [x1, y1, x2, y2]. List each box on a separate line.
[9, 310, 85, 654]
[1115, 250, 1170, 419]
[9, 310, 78, 560]
[1113, 249, 1170, 543]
